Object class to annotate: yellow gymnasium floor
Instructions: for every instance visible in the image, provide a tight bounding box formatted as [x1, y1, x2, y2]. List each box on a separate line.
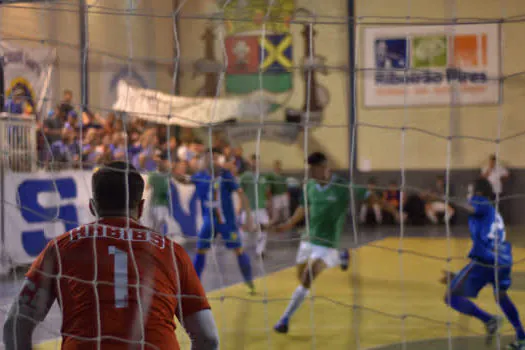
[32, 233, 525, 350]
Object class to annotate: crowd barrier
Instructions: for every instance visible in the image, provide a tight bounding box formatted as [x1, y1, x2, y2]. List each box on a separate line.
[0, 170, 204, 273]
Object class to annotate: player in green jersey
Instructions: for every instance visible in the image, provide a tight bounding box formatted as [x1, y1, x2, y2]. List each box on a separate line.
[239, 154, 272, 257]
[145, 160, 185, 244]
[267, 160, 290, 224]
[272, 152, 350, 334]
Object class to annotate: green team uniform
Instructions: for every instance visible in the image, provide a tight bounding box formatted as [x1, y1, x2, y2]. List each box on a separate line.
[239, 171, 268, 210]
[147, 172, 171, 207]
[301, 175, 350, 248]
[267, 172, 288, 195]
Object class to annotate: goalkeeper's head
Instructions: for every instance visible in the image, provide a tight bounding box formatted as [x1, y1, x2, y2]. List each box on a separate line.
[90, 161, 145, 220]
[308, 152, 330, 182]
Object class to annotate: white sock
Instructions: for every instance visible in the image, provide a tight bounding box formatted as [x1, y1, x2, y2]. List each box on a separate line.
[359, 205, 367, 223]
[426, 209, 438, 224]
[373, 204, 382, 224]
[281, 285, 309, 321]
[256, 231, 267, 255]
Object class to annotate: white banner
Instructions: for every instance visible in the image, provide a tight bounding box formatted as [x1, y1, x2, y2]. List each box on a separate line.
[112, 80, 273, 127]
[0, 43, 56, 114]
[2, 170, 203, 268]
[363, 24, 500, 107]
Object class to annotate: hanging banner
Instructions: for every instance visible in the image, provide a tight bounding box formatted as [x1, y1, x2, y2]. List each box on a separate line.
[113, 80, 273, 127]
[0, 42, 55, 114]
[363, 24, 500, 107]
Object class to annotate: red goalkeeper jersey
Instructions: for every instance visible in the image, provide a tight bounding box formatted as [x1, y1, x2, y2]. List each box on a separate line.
[25, 217, 209, 350]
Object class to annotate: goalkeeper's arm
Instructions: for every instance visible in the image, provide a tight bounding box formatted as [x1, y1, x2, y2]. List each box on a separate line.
[182, 309, 219, 350]
[3, 279, 55, 350]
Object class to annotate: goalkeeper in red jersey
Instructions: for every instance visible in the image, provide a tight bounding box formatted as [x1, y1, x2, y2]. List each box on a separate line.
[3, 161, 219, 350]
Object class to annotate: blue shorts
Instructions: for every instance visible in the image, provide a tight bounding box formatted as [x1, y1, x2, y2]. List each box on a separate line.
[450, 260, 512, 298]
[196, 218, 241, 250]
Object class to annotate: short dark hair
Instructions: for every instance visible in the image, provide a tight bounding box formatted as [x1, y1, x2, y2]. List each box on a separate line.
[307, 152, 326, 166]
[92, 161, 144, 213]
[473, 177, 494, 200]
[205, 147, 222, 155]
[250, 154, 257, 161]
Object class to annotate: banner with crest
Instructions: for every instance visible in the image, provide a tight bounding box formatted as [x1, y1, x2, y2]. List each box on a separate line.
[0, 42, 55, 115]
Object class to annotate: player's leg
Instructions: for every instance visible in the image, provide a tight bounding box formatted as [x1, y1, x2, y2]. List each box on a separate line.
[425, 202, 439, 224]
[494, 268, 525, 349]
[255, 209, 269, 257]
[444, 262, 501, 343]
[193, 221, 213, 279]
[275, 243, 338, 333]
[222, 224, 255, 293]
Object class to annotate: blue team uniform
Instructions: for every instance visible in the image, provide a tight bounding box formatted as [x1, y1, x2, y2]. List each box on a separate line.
[450, 195, 513, 297]
[192, 169, 241, 250]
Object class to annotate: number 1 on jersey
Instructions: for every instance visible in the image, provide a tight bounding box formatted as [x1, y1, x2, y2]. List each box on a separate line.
[108, 246, 128, 308]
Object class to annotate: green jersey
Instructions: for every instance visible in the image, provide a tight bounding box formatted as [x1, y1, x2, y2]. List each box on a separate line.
[267, 172, 288, 195]
[147, 172, 171, 207]
[239, 171, 268, 210]
[301, 175, 350, 248]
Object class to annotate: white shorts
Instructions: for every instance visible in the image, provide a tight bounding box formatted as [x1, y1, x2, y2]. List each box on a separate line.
[272, 193, 289, 210]
[296, 241, 340, 268]
[240, 209, 269, 227]
[430, 201, 447, 212]
[150, 205, 181, 234]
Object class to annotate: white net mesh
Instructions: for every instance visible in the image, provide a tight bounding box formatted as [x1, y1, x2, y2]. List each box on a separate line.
[1, 0, 524, 350]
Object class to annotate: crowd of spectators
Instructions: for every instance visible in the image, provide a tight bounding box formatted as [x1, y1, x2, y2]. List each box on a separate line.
[31, 89, 250, 175]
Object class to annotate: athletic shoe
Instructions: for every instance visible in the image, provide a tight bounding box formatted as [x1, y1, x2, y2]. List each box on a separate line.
[274, 318, 289, 334]
[507, 340, 525, 350]
[485, 315, 504, 345]
[340, 249, 349, 271]
[246, 281, 256, 296]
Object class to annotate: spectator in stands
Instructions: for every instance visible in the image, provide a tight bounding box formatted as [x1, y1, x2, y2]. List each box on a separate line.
[5, 87, 25, 114]
[111, 133, 127, 161]
[133, 128, 158, 171]
[50, 129, 80, 169]
[102, 112, 116, 135]
[382, 180, 406, 223]
[82, 128, 100, 168]
[43, 104, 67, 144]
[481, 154, 509, 199]
[113, 118, 127, 139]
[160, 136, 179, 164]
[424, 175, 455, 224]
[80, 109, 102, 133]
[359, 177, 383, 224]
[64, 110, 79, 132]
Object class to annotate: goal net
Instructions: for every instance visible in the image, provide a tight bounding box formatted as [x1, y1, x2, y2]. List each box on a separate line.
[0, 0, 521, 349]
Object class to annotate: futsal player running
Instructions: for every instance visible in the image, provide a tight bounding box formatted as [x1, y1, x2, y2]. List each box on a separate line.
[145, 159, 186, 244]
[179, 148, 256, 294]
[3, 161, 218, 350]
[443, 178, 525, 350]
[272, 152, 350, 333]
[239, 154, 272, 258]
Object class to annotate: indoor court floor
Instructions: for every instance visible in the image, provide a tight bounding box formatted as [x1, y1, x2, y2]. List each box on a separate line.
[2, 225, 525, 350]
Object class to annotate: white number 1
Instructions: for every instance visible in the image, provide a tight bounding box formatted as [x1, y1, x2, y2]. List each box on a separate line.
[108, 246, 128, 308]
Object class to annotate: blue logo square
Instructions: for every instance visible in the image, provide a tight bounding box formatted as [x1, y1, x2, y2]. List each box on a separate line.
[375, 38, 408, 69]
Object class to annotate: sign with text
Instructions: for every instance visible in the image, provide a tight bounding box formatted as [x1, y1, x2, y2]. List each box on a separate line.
[363, 24, 500, 107]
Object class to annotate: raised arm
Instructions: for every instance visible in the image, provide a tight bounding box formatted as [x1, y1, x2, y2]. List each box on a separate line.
[276, 206, 305, 232]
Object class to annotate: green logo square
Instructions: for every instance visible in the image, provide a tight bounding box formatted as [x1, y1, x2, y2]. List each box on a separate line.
[412, 35, 448, 68]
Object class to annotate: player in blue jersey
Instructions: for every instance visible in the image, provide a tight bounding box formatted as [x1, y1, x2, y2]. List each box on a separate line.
[182, 148, 255, 294]
[443, 178, 525, 350]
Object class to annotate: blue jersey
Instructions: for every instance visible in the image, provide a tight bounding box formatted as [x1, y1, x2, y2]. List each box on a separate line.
[192, 169, 239, 225]
[468, 195, 512, 267]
